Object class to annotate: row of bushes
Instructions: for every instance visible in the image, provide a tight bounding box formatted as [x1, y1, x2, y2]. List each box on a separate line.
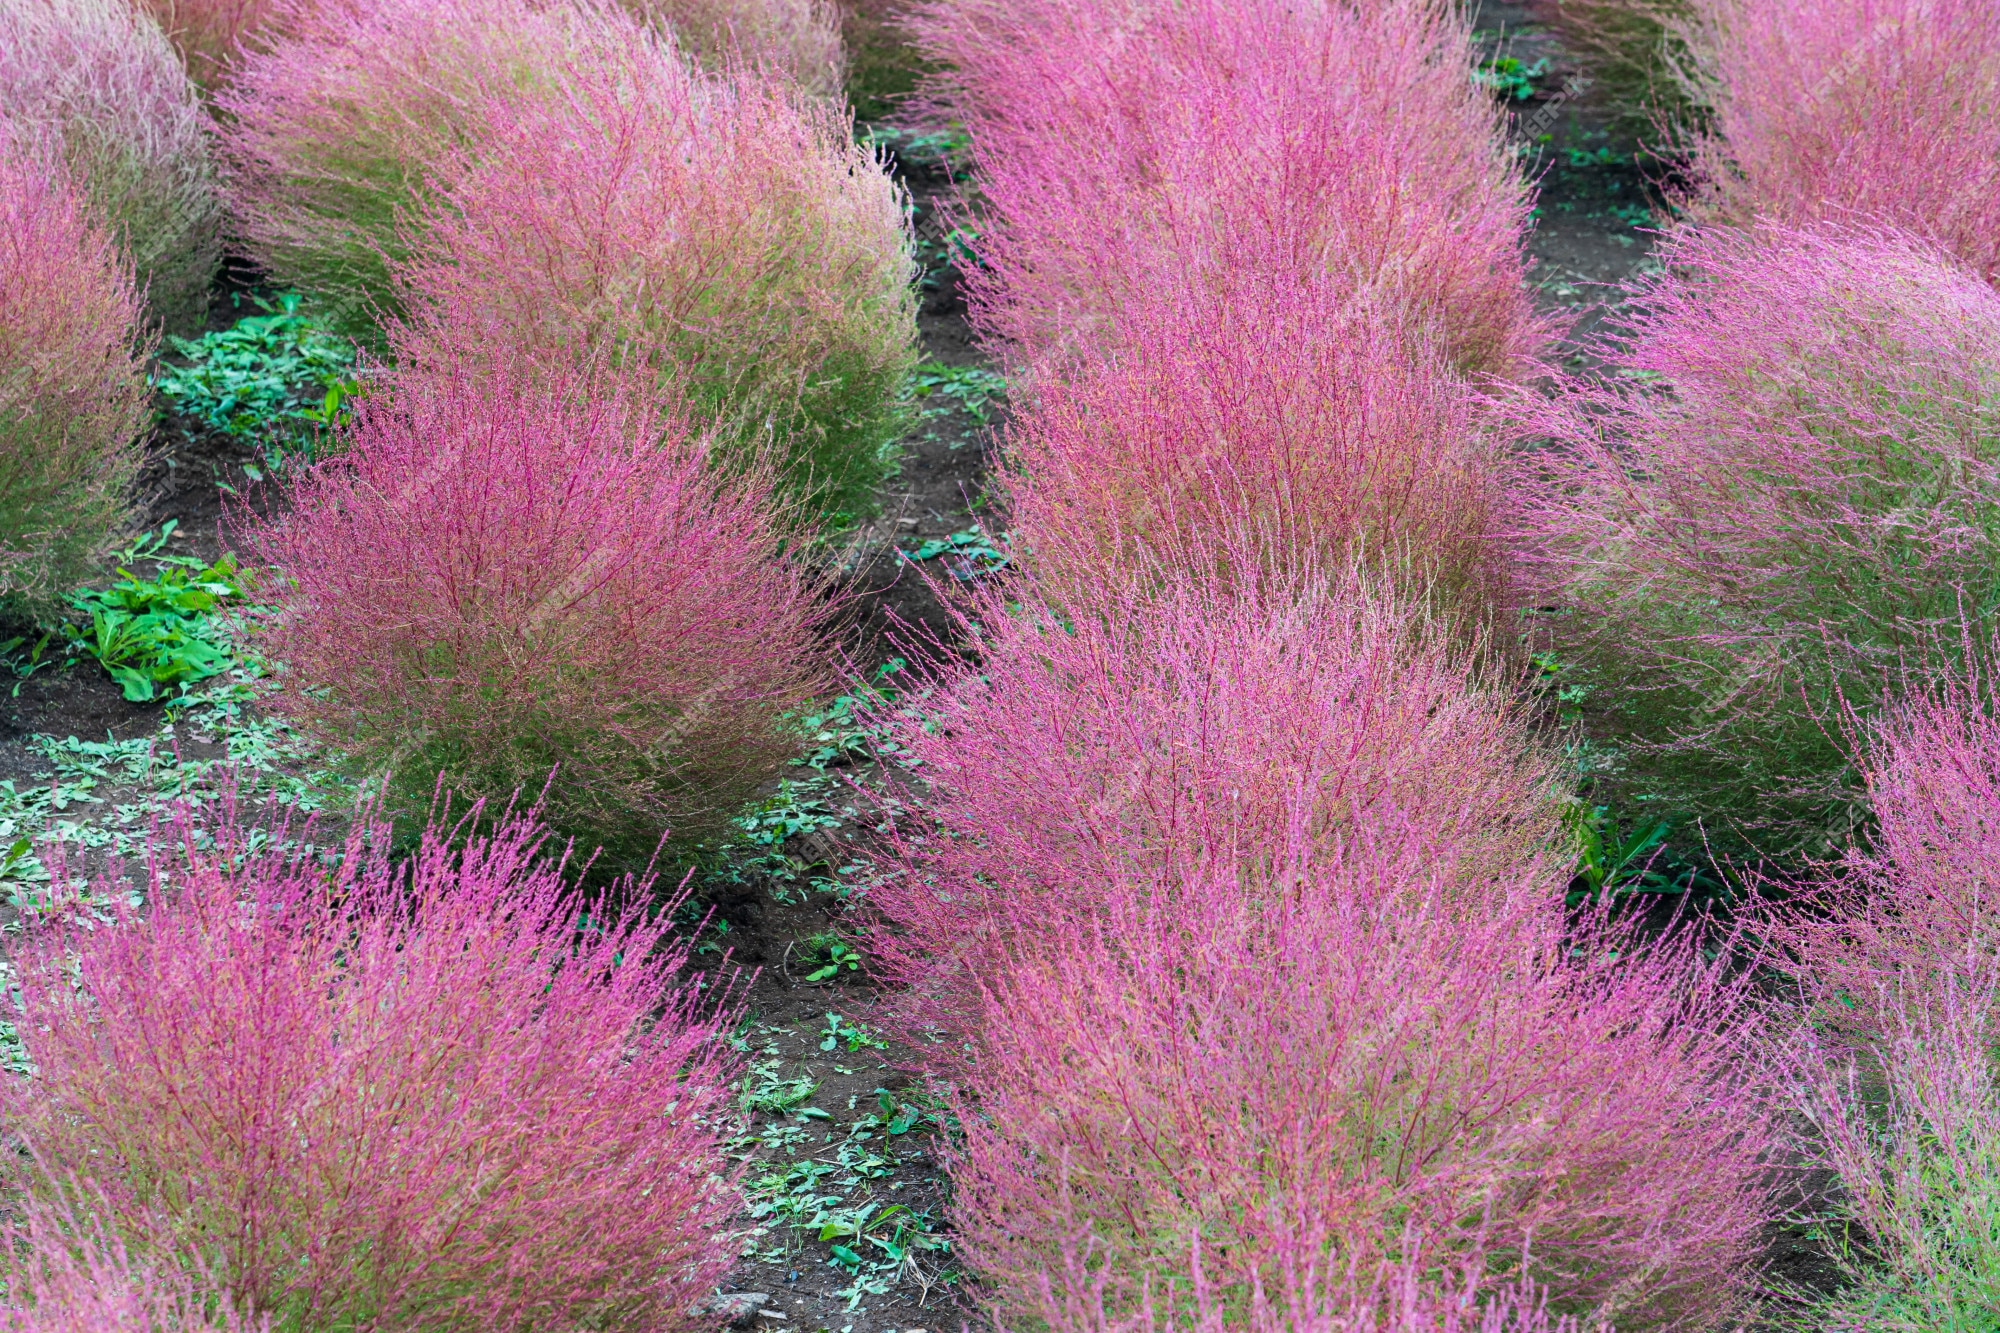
[0, 0, 925, 846]
[0, 0, 929, 1324]
[853, 0, 2000, 1328]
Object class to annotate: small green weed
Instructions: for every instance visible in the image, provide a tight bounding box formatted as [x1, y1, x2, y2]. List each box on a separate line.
[820, 1013, 887, 1054]
[1567, 144, 1625, 168]
[741, 1060, 822, 1117]
[63, 525, 245, 704]
[1564, 802, 1725, 907]
[154, 290, 358, 467]
[901, 527, 1011, 581]
[1475, 54, 1550, 101]
[909, 362, 1008, 426]
[801, 932, 864, 984]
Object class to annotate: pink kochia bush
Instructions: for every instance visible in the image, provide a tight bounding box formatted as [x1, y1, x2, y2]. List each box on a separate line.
[3, 799, 742, 1332]
[866, 556, 1564, 1046]
[1768, 685, 2000, 1327]
[1514, 221, 2000, 850]
[218, 0, 651, 343]
[866, 561, 1777, 1328]
[912, 0, 1544, 377]
[0, 144, 149, 618]
[246, 346, 827, 860]
[392, 39, 916, 528]
[0, 0, 221, 334]
[1000, 269, 1511, 626]
[1686, 0, 2000, 283]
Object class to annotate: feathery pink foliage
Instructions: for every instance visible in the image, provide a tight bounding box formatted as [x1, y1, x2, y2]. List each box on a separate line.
[0, 141, 148, 618]
[1784, 945, 2000, 1327]
[865, 562, 1774, 1325]
[1765, 653, 2000, 1041]
[244, 341, 828, 858]
[937, 830, 1772, 1329]
[390, 43, 916, 527]
[1514, 220, 2000, 846]
[627, 0, 845, 94]
[1000, 269, 1512, 624]
[1, 1189, 268, 1332]
[0, 0, 220, 334]
[4, 797, 742, 1332]
[864, 553, 1560, 1063]
[135, 0, 283, 94]
[1686, 0, 2000, 283]
[217, 0, 658, 343]
[909, 0, 1545, 377]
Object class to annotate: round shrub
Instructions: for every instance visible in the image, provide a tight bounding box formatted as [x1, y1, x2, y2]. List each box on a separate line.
[911, 0, 1544, 378]
[835, 0, 924, 118]
[245, 342, 829, 861]
[216, 0, 655, 346]
[0, 144, 149, 620]
[626, 0, 845, 95]
[864, 560, 1775, 1329]
[392, 45, 916, 529]
[5, 800, 741, 1332]
[1517, 221, 2000, 852]
[0, 0, 222, 334]
[864, 553, 1565, 1050]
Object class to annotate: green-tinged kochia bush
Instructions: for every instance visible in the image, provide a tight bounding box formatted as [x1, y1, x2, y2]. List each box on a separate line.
[837, 0, 923, 117]
[4, 798, 743, 1331]
[0, 0, 221, 334]
[244, 343, 829, 862]
[1773, 692, 2000, 1328]
[0, 145, 149, 620]
[863, 555, 1778, 1328]
[216, 0, 654, 346]
[626, 0, 845, 95]
[138, 0, 285, 96]
[1517, 222, 2000, 853]
[393, 44, 917, 529]
[1526, 0, 1696, 137]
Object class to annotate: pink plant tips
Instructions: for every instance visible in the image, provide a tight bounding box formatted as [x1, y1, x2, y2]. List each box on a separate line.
[0, 142, 149, 618]
[863, 560, 1775, 1328]
[217, 0, 657, 343]
[911, 0, 1545, 377]
[4, 797, 743, 1332]
[1000, 269, 1512, 627]
[1513, 220, 2000, 850]
[391, 41, 916, 528]
[244, 343, 829, 860]
[1685, 0, 2000, 283]
[0, 0, 222, 333]
[1, 1188, 268, 1331]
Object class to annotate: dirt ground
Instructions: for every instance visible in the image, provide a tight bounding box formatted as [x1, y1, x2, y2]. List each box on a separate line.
[0, 8, 1842, 1328]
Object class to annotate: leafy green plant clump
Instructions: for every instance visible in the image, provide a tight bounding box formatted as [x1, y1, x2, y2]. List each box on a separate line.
[64, 525, 245, 704]
[154, 292, 357, 465]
